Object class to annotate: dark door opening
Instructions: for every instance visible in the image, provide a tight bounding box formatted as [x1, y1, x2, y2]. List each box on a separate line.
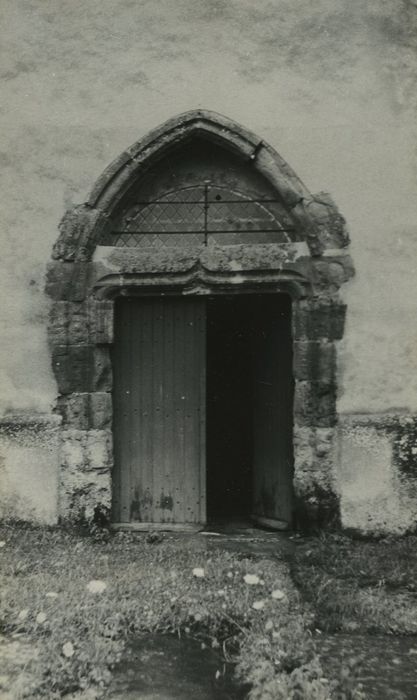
[206, 294, 293, 527]
[206, 296, 253, 521]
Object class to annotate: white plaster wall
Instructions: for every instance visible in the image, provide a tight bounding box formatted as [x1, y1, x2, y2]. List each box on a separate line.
[338, 419, 417, 534]
[0, 426, 59, 524]
[1, 0, 416, 417]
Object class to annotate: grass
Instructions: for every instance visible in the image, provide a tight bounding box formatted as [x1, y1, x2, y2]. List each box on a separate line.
[0, 525, 365, 699]
[291, 532, 417, 634]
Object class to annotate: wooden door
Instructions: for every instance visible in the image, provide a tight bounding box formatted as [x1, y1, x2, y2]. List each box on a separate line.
[251, 300, 293, 529]
[112, 297, 206, 527]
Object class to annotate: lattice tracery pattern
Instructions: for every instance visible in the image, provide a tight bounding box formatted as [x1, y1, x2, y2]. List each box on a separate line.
[101, 185, 294, 247]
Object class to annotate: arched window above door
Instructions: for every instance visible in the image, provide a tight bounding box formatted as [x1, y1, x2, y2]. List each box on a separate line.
[98, 133, 299, 250]
[52, 110, 350, 262]
[100, 183, 294, 248]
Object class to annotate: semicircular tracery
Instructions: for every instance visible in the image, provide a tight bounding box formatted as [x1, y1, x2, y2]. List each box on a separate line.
[101, 184, 295, 248]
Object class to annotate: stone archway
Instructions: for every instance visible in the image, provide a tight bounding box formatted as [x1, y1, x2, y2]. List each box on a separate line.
[46, 110, 354, 527]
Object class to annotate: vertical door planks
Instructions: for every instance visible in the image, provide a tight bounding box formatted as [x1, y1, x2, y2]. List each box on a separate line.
[112, 297, 206, 525]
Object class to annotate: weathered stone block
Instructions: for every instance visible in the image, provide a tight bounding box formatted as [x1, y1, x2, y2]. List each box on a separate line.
[307, 192, 350, 250]
[53, 204, 107, 262]
[46, 262, 90, 302]
[293, 425, 339, 527]
[89, 392, 112, 429]
[312, 258, 354, 293]
[49, 302, 70, 345]
[52, 345, 112, 394]
[202, 243, 296, 271]
[88, 300, 114, 344]
[68, 303, 90, 344]
[60, 429, 86, 472]
[59, 467, 111, 523]
[293, 300, 346, 340]
[59, 427, 112, 522]
[60, 429, 112, 469]
[315, 427, 337, 461]
[85, 430, 112, 471]
[93, 347, 113, 392]
[293, 425, 337, 474]
[293, 482, 340, 531]
[49, 301, 90, 346]
[293, 340, 336, 382]
[293, 425, 315, 472]
[57, 392, 113, 429]
[292, 422, 340, 530]
[293, 469, 333, 496]
[294, 380, 337, 426]
[56, 393, 90, 429]
[52, 345, 92, 394]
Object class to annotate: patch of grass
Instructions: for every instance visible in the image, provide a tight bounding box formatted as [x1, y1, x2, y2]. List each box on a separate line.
[0, 526, 364, 699]
[291, 532, 417, 634]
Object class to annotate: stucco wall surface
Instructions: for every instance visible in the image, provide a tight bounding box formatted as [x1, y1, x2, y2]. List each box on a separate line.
[0, 0, 417, 527]
[0, 416, 60, 524]
[1, 0, 416, 415]
[338, 415, 417, 534]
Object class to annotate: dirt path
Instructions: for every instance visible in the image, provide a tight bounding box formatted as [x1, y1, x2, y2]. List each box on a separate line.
[317, 633, 417, 700]
[105, 634, 246, 700]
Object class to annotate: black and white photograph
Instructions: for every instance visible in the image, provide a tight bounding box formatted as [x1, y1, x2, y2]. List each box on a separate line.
[0, 1, 417, 698]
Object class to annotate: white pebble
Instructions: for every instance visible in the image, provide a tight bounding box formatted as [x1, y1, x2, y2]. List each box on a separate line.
[62, 641, 75, 658]
[86, 580, 107, 594]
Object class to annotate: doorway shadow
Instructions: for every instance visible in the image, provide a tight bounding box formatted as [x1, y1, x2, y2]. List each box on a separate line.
[206, 294, 292, 528]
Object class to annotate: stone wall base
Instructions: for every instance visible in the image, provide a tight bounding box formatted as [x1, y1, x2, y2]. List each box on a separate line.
[59, 428, 112, 523]
[2, 411, 417, 535]
[0, 414, 61, 525]
[293, 424, 340, 530]
[338, 413, 417, 535]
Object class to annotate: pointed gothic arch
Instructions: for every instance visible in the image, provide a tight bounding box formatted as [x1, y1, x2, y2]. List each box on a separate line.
[47, 110, 354, 529]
